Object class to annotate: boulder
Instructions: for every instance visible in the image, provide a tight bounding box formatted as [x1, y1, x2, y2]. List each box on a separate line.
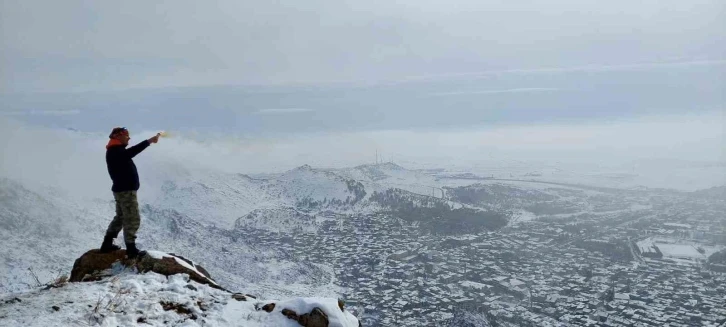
[69, 249, 223, 290]
[298, 308, 329, 327]
[280, 307, 329, 327]
[261, 303, 276, 312]
[136, 252, 223, 290]
[167, 253, 212, 278]
[69, 249, 128, 282]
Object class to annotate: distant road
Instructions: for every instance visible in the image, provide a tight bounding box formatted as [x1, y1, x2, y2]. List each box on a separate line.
[436, 176, 653, 194]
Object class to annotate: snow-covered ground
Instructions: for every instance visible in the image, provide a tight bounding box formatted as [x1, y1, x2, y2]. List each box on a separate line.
[652, 239, 724, 260]
[656, 243, 706, 259]
[0, 271, 359, 327]
[636, 237, 724, 261]
[508, 209, 538, 225]
[636, 238, 658, 256]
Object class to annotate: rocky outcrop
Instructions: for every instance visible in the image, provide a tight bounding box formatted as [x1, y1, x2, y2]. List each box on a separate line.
[69, 249, 223, 290]
[135, 252, 223, 290]
[69, 249, 129, 282]
[257, 299, 363, 327]
[68, 249, 359, 326]
[261, 303, 276, 312]
[281, 307, 329, 327]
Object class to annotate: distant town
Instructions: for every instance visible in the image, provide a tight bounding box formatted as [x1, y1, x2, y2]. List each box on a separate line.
[240, 183, 726, 326]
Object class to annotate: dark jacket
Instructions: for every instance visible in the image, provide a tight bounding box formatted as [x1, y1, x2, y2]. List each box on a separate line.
[106, 140, 150, 192]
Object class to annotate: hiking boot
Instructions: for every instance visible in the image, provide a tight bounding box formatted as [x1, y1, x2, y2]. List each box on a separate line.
[125, 243, 147, 259]
[99, 236, 121, 253]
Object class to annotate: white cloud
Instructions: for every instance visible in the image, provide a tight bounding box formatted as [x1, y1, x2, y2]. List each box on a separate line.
[0, 109, 81, 116]
[429, 88, 561, 97]
[400, 59, 726, 83]
[254, 108, 314, 115]
[3, 110, 723, 195]
[2, 1, 724, 92]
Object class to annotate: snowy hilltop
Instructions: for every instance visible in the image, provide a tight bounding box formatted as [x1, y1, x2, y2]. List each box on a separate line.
[0, 249, 360, 327]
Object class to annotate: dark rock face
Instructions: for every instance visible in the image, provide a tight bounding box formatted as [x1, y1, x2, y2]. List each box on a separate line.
[231, 293, 247, 301]
[69, 249, 128, 282]
[282, 308, 298, 319]
[298, 308, 329, 327]
[261, 303, 276, 313]
[69, 249, 222, 290]
[159, 301, 197, 320]
[280, 307, 330, 327]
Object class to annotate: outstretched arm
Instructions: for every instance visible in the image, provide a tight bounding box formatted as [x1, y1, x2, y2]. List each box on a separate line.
[124, 133, 160, 158]
[125, 140, 151, 158]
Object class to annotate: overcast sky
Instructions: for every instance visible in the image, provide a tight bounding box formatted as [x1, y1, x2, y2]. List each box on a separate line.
[1, 0, 724, 183]
[2, 0, 724, 92]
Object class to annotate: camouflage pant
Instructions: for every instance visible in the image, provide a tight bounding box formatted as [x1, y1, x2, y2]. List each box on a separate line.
[105, 191, 141, 245]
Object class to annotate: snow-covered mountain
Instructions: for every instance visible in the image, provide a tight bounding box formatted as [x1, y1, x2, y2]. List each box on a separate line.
[269, 165, 360, 202]
[0, 157, 574, 295]
[0, 178, 108, 291]
[234, 207, 321, 234]
[334, 162, 447, 199]
[0, 174, 341, 298]
[3, 121, 725, 326]
[150, 171, 272, 228]
[0, 157, 446, 326]
[146, 164, 375, 229]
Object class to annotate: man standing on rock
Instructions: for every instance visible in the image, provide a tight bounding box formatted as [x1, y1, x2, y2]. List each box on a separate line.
[100, 127, 161, 258]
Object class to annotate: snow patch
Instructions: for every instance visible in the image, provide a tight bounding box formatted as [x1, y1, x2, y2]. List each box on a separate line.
[146, 251, 219, 286]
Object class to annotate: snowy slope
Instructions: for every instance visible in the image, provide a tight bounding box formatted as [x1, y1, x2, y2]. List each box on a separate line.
[138, 205, 338, 298]
[1, 157, 603, 296]
[0, 271, 359, 327]
[234, 207, 321, 234]
[334, 163, 448, 200]
[339, 163, 408, 182]
[0, 178, 111, 292]
[0, 177, 338, 299]
[144, 164, 370, 229]
[259, 165, 364, 204]
[148, 170, 274, 228]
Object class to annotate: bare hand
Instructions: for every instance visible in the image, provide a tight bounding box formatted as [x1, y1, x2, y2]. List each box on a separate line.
[149, 133, 161, 144]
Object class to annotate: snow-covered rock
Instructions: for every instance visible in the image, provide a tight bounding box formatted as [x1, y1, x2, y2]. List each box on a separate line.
[70, 250, 221, 290]
[2, 249, 360, 327]
[0, 271, 360, 327]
